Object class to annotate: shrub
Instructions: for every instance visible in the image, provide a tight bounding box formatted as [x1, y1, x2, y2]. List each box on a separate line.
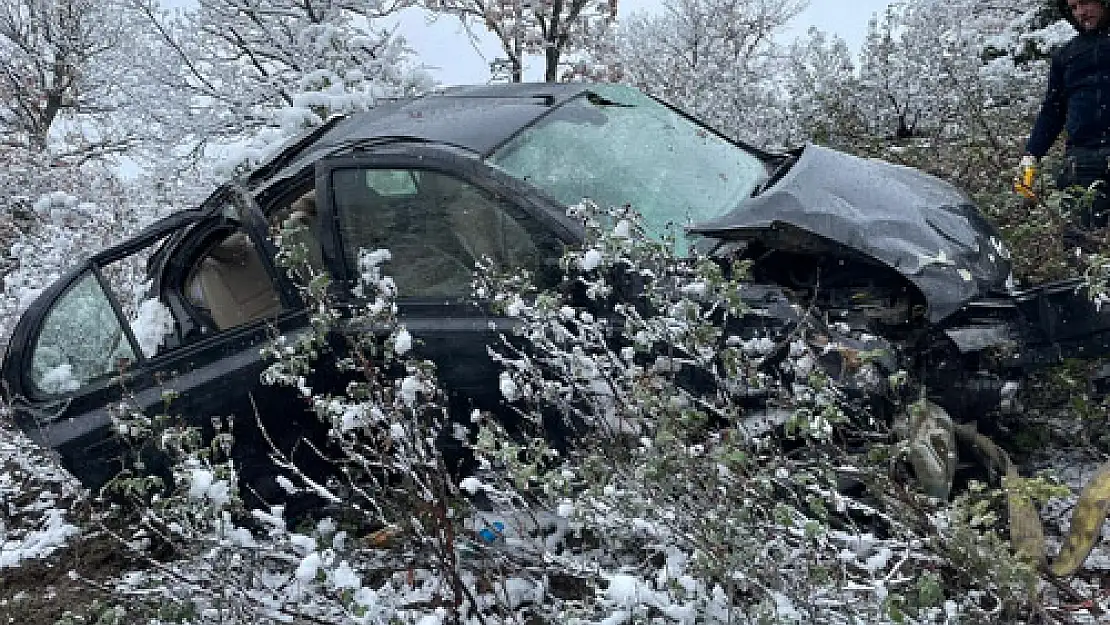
[75, 202, 1051, 623]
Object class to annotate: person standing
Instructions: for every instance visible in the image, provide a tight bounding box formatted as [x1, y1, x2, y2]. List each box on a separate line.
[1022, 0, 1110, 228]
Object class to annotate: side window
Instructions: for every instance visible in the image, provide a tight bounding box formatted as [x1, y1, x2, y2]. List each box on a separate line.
[332, 168, 559, 298]
[185, 229, 283, 330]
[31, 273, 138, 394]
[30, 243, 177, 395]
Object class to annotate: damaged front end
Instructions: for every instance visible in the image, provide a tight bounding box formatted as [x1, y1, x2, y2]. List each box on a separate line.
[692, 144, 1027, 424]
[691, 144, 1110, 491]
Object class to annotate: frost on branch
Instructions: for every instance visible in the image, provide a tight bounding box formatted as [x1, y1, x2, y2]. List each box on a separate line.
[467, 200, 1041, 623]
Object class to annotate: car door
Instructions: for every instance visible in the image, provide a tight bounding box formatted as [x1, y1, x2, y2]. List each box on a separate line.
[313, 153, 578, 430]
[4, 190, 308, 492]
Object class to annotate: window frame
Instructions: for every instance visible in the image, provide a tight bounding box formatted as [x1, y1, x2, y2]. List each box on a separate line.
[15, 209, 211, 401]
[313, 151, 582, 303]
[14, 185, 297, 402]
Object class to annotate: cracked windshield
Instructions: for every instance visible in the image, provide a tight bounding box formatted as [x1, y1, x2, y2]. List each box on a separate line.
[488, 84, 766, 251]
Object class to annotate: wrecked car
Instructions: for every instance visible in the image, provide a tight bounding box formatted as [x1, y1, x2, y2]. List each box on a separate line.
[4, 83, 1105, 507]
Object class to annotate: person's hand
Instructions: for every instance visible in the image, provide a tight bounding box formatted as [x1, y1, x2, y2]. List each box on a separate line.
[1015, 155, 1038, 199]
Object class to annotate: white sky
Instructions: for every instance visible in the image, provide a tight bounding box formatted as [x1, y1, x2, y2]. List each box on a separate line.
[389, 0, 897, 85]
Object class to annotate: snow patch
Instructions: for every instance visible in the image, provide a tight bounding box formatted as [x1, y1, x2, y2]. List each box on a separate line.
[580, 249, 603, 271]
[0, 509, 78, 568]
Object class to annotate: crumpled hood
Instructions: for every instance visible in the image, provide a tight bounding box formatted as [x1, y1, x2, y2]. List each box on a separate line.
[690, 144, 1012, 323]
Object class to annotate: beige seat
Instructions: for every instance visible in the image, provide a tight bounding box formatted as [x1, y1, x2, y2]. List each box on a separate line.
[194, 233, 282, 329]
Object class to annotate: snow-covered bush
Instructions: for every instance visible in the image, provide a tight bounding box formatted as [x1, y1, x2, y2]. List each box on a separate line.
[463, 201, 1044, 623]
[69, 222, 476, 621]
[0, 148, 172, 346]
[53, 203, 1059, 623]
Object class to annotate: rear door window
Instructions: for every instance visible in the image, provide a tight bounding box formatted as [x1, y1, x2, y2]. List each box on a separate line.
[31, 272, 138, 394]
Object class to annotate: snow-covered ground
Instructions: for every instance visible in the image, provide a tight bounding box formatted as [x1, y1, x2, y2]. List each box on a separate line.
[0, 414, 82, 570]
[5, 402, 1110, 624]
[0, 412, 91, 623]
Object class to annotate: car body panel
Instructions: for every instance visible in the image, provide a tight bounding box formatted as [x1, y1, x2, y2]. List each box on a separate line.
[690, 144, 1013, 323]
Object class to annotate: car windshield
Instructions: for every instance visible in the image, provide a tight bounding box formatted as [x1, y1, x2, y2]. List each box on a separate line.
[488, 84, 767, 250]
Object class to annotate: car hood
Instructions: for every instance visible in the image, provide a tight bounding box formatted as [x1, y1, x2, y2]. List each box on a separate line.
[690, 144, 1012, 323]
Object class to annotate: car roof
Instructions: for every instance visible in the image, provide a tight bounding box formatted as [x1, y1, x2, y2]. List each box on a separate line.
[253, 83, 596, 187]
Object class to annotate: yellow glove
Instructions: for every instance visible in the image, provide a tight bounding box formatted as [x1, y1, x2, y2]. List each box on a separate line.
[1014, 155, 1038, 199]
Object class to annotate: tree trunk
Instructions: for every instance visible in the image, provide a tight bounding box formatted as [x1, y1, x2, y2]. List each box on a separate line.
[545, 45, 559, 82]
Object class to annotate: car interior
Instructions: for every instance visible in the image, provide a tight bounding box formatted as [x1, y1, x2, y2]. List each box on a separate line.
[186, 230, 283, 330]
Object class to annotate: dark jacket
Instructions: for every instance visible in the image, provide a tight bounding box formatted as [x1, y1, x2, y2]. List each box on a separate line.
[1027, 3, 1110, 157]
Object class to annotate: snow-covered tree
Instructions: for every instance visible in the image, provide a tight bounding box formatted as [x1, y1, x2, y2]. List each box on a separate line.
[800, 0, 1053, 200]
[426, 0, 616, 82]
[0, 0, 146, 157]
[131, 0, 432, 167]
[610, 0, 806, 147]
[779, 27, 863, 149]
[855, 0, 1054, 146]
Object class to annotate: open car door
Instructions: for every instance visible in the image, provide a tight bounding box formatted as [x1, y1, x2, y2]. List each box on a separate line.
[2, 189, 309, 495]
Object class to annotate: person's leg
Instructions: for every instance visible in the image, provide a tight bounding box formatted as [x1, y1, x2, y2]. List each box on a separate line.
[1092, 174, 1110, 228]
[1057, 149, 1110, 229]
